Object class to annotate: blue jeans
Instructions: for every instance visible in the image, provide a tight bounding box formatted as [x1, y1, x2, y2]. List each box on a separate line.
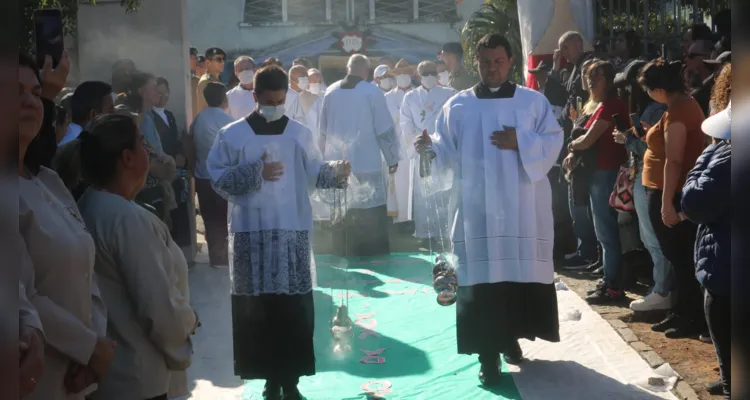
[567, 180, 597, 260]
[633, 169, 674, 295]
[589, 169, 622, 288]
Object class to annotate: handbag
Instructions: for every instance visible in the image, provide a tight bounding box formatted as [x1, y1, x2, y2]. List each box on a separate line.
[609, 164, 635, 212]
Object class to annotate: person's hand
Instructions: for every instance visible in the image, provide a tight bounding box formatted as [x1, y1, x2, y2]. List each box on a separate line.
[490, 126, 518, 151]
[261, 152, 284, 181]
[568, 104, 579, 122]
[641, 120, 652, 133]
[19, 327, 44, 397]
[661, 201, 681, 227]
[87, 337, 116, 380]
[552, 49, 563, 71]
[414, 130, 433, 154]
[64, 363, 97, 394]
[40, 50, 70, 101]
[562, 153, 575, 172]
[612, 129, 628, 144]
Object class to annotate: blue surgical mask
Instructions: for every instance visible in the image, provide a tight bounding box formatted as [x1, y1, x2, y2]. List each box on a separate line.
[258, 104, 285, 122]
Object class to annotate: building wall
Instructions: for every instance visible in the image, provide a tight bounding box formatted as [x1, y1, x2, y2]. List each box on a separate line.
[76, 0, 192, 129]
[187, 0, 484, 55]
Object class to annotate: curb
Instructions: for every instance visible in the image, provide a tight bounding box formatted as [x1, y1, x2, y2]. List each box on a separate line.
[604, 318, 701, 400]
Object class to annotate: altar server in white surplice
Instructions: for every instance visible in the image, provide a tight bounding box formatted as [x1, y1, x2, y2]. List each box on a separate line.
[206, 66, 350, 399]
[399, 61, 456, 243]
[319, 54, 401, 257]
[415, 34, 563, 386]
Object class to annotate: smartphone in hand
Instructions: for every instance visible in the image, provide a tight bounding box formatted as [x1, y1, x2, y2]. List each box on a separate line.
[576, 96, 583, 112]
[34, 9, 65, 69]
[612, 113, 630, 132]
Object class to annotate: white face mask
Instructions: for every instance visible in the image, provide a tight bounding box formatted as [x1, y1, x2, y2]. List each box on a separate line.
[378, 77, 394, 91]
[297, 77, 309, 91]
[258, 104, 285, 122]
[309, 82, 322, 95]
[396, 74, 412, 89]
[438, 71, 451, 86]
[421, 75, 437, 90]
[238, 70, 255, 85]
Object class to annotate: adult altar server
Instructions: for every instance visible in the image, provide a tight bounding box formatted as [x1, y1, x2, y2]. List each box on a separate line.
[226, 56, 257, 119]
[319, 54, 401, 256]
[398, 60, 455, 243]
[415, 34, 563, 385]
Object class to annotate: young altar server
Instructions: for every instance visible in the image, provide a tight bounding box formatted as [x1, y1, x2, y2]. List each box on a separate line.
[398, 60, 456, 244]
[206, 65, 350, 400]
[415, 34, 563, 385]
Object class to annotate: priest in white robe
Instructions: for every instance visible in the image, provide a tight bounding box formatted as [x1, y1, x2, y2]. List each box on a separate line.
[415, 34, 563, 386]
[226, 56, 257, 119]
[206, 65, 350, 399]
[399, 60, 456, 247]
[319, 54, 401, 256]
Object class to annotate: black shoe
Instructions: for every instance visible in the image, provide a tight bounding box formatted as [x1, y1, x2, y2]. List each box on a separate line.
[706, 379, 724, 395]
[263, 381, 282, 400]
[586, 287, 625, 304]
[503, 341, 524, 365]
[587, 279, 605, 295]
[651, 312, 679, 332]
[478, 356, 502, 386]
[664, 318, 705, 339]
[585, 260, 602, 272]
[281, 385, 303, 400]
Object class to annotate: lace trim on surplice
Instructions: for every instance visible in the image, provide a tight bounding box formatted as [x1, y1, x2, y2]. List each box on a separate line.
[212, 160, 263, 197]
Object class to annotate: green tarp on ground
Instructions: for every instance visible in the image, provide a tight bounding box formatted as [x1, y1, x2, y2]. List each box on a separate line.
[243, 253, 521, 400]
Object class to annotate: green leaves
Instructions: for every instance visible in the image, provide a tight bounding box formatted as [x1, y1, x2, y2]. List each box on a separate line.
[460, 0, 525, 84]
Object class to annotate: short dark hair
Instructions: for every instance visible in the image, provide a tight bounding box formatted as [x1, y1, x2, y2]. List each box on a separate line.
[614, 29, 642, 59]
[475, 34, 513, 58]
[55, 104, 68, 126]
[71, 81, 113, 125]
[203, 82, 227, 108]
[253, 66, 289, 96]
[122, 72, 154, 113]
[262, 57, 283, 68]
[442, 42, 464, 58]
[190, 47, 198, 56]
[638, 58, 686, 94]
[20, 52, 56, 175]
[293, 57, 312, 69]
[689, 23, 713, 41]
[78, 114, 141, 187]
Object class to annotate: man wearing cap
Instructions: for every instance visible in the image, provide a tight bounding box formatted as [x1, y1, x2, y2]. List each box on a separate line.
[384, 59, 414, 136]
[440, 42, 475, 90]
[225, 56, 257, 120]
[373, 64, 393, 92]
[319, 54, 401, 256]
[195, 47, 226, 113]
[681, 101, 731, 399]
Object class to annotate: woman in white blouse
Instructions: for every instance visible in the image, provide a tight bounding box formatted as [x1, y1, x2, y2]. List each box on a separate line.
[73, 113, 198, 400]
[19, 52, 116, 399]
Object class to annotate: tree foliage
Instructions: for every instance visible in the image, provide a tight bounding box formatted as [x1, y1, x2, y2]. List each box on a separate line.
[460, 0, 524, 84]
[20, 0, 143, 55]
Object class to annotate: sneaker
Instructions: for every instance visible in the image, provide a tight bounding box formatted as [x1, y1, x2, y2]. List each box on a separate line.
[561, 255, 594, 270]
[665, 319, 705, 339]
[699, 333, 713, 343]
[589, 266, 604, 277]
[586, 287, 625, 304]
[211, 264, 229, 269]
[564, 251, 578, 260]
[630, 292, 673, 312]
[585, 259, 602, 272]
[651, 312, 679, 332]
[587, 279, 605, 295]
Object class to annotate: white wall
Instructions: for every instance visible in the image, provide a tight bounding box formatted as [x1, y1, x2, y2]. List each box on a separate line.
[76, 0, 191, 129]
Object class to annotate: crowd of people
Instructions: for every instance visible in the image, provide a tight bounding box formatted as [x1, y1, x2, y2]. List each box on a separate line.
[17, 9, 730, 400]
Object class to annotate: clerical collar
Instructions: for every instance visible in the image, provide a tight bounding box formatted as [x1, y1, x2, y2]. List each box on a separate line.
[473, 80, 517, 99]
[240, 84, 253, 92]
[341, 75, 363, 89]
[245, 111, 289, 135]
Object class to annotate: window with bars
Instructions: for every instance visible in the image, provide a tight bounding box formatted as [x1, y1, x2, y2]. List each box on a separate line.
[244, 0, 283, 24]
[287, 0, 328, 24]
[374, 0, 413, 22]
[417, 0, 458, 22]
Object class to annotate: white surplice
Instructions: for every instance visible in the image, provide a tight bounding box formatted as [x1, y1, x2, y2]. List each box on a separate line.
[286, 88, 306, 123]
[226, 85, 257, 120]
[318, 77, 401, 210]
[430, 84, 563, 286]
[398, 86, 456, 234]
[384, 87, 411, 219]
[206, 116, 343, 295]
